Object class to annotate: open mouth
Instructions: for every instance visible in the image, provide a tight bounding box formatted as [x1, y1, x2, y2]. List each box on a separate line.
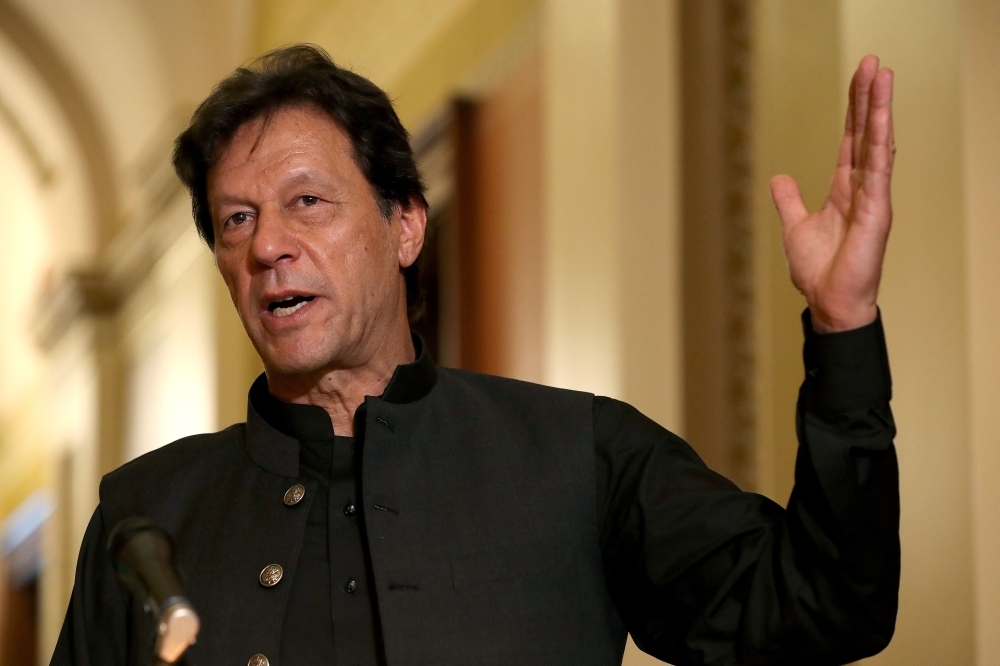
[268, 295, 315, 317]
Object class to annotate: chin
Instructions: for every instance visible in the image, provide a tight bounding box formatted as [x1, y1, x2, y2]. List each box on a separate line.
[257, 332, 344, 378]
[261, 347, 331, 376]
[248, 310, 372, 377]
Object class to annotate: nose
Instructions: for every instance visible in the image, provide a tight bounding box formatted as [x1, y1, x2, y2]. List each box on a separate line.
[250, 203, 298, 267]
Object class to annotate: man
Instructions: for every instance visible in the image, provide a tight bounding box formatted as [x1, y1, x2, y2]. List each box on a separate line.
[52, 45, 898, 666]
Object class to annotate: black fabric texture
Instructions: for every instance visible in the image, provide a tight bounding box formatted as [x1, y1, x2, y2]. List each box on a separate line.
[51, 316, 899, 666]
[594, 313, 898, 665]
[800, 309, 892, 414]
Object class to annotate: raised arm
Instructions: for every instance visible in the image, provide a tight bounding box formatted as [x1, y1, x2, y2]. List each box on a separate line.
[598, 56, 900, 665]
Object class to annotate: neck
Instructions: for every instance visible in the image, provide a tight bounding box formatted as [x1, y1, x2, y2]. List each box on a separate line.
[264, 324, 415, 436]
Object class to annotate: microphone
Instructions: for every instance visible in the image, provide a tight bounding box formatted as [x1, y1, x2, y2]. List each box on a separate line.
[107, 517, 200, 664]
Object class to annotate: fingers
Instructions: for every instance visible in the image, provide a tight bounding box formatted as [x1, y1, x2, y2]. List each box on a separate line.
[836, 130, 854, 171]
[852, 55, 880, 168]
[868, 68, 894, 152]
[869, 67, 894, 149]
[770, 175, 809, 231]
[839, 71, 858, 168]
[862, 68, 895, 218]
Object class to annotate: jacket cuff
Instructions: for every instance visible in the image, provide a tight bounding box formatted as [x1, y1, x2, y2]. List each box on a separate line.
[801, 308, 892, 413]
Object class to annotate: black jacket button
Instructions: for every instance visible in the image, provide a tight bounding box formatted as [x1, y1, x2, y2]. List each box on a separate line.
[344, 579, 358, 594]
[344, 502, 357, 516]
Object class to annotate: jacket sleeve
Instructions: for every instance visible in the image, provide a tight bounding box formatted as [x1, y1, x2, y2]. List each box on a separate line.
[596, 311, 899, 666]
[49, 506, 132, 666]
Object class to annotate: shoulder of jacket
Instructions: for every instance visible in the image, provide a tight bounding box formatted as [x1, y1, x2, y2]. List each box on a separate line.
[436, 366, 593, 400]
[101, 423, 245, 497]
[432, 367, 595, 424]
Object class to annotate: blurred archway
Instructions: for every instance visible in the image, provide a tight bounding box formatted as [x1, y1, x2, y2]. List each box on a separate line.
[0, 8, 102, 659]
[0, 1, 251, 659]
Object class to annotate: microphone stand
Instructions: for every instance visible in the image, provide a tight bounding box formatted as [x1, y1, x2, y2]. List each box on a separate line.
[107, 517, 200, 665]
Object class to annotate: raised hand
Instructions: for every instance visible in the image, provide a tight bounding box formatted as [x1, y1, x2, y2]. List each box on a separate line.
[770, 55, 895, 333]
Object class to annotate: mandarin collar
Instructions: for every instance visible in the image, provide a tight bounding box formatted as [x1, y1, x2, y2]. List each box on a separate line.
[244, 333, 437, 476]
[250, 374, 334, 441]
[380, 333, 437, 404]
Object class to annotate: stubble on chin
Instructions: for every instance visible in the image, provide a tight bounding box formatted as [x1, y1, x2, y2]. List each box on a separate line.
[257, 316, 362, 379]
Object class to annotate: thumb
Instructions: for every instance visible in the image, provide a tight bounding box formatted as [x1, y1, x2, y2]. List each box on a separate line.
[769, 175, 809, 232]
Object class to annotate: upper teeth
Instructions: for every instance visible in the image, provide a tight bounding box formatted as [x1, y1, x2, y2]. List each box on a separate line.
[273, 300, 309, 317]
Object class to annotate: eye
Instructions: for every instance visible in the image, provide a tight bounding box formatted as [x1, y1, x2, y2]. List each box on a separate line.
[226, 211, 252, 227]
[300, 195, 320, 206]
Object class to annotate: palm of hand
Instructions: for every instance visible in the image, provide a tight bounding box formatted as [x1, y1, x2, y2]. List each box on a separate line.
[771, 56, 895, 333]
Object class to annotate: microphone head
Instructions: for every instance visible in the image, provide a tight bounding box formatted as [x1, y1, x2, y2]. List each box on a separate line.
[107, 517, 176, 613]
[107, 516, 171, 559]
[107, 517, 200, 663]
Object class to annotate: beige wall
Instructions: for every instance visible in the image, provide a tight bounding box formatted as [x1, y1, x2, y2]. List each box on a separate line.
[842, 2, 974, 664]
[543, 0, 682, 430]
[962, 0, 1000, 663]
[618, 0, 682, 435]
[751, 0, 843, 505]
[542, 0, 623, 397]
[752, 1, 1000, 664]
[256, 0, 540, 131]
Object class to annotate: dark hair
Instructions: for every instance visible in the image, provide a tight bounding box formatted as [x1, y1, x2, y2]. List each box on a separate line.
[172, 44, 428, 320]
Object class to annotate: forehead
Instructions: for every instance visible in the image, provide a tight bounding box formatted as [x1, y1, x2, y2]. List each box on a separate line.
[208, 105, 357, 189]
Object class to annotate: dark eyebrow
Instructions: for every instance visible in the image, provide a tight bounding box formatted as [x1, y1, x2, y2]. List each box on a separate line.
[211, 194, 255, 208]
[281, 170, 337, 190]
[210, 171, 336, 206]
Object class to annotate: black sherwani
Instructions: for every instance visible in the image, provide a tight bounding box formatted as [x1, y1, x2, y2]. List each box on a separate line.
[51, 312, 899, 666]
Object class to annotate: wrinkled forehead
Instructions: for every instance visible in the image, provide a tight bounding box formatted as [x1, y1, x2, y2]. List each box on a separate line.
[207, 105, 356, 189]
[222, 105, 349, 162]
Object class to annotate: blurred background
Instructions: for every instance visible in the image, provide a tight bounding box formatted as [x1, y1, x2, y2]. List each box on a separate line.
[0, 0, 996, 664]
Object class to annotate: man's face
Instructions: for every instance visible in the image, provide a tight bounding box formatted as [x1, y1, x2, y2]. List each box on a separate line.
[207, 105, 424, 376]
